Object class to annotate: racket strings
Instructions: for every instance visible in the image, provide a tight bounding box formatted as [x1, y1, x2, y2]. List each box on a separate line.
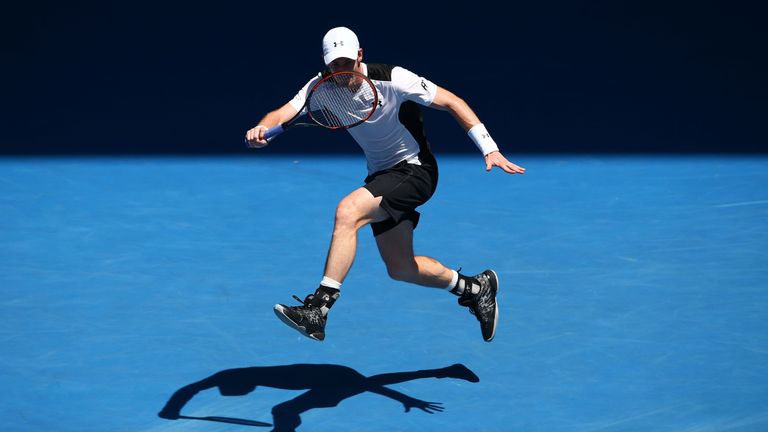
[308, 76, 376, 128]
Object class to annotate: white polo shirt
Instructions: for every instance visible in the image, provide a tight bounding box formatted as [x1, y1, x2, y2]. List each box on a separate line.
[288, 63, 438, 174]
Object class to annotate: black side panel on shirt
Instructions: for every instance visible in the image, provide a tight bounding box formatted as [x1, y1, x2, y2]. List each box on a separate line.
[398, 101, 435, 166]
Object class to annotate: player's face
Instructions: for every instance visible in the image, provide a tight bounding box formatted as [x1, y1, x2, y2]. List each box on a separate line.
[328, 57, 356, 73]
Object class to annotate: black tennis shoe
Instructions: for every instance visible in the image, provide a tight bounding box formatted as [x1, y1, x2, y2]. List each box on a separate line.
[274, 293, 329, 341]
[458, 269, 499, 342]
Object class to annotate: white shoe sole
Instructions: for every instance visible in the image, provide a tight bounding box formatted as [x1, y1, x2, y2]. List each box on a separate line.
[485, 269, 499, 342]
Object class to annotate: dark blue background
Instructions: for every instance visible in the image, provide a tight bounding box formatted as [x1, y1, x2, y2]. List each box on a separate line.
[2, 1, 765, 154]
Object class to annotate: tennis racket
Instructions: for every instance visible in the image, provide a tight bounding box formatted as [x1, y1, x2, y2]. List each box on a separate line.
[251, 71, 378, 144]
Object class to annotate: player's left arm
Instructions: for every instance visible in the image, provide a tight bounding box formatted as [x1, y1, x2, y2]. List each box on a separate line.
[430, 86, 526, 174]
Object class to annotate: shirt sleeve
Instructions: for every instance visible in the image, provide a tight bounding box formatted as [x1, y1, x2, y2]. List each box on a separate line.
[288, 74, 323, 113]
[391, 66, 438, 106]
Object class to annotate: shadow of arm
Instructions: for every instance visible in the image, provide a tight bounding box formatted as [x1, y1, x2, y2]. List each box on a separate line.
[367, 385, 444, 414]
[158, 378, 219, 420]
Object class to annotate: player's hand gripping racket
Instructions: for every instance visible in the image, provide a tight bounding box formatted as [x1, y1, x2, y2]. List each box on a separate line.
[249, 71, 378, 145]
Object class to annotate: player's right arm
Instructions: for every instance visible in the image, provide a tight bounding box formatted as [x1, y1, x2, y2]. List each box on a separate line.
[245, 103, 299, 148]
[246, 74, 320, 148]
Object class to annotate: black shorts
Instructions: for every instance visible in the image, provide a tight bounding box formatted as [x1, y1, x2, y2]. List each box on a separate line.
[363, 158, 438, 237]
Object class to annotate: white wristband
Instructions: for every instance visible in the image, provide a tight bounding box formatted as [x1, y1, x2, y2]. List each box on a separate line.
[467, 123, 499, 156]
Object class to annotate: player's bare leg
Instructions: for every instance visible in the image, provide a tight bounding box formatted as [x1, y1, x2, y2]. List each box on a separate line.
[323, 188, 387, 282]
[376, 220, 500, 342]
[274, 188, 386, 341]
[374, 220, 453, 287]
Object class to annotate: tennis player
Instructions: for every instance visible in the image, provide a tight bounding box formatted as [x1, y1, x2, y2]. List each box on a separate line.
[245, 26, 525, 342]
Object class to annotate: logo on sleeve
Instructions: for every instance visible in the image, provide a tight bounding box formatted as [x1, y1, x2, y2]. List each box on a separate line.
[421, 79, 428, 92]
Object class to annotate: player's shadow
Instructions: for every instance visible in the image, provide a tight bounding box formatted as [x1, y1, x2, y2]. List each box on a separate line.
[158, 363, 479, 431]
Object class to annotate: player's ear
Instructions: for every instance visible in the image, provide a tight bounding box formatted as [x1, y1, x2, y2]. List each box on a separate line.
[357, 48, 363, 63]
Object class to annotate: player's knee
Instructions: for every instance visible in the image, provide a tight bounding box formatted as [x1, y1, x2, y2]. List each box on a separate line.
[386, 262, 418, 283]
[335, 198, 363, 228]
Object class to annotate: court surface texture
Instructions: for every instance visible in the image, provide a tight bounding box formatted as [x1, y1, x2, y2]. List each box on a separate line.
[2, 154, 767, 431]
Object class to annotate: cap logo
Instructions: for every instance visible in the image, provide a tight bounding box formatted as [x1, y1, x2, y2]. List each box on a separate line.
[333, 41, 344, 47]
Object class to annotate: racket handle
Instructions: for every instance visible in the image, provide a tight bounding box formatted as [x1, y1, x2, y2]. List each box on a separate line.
[263, 124, 285, 140]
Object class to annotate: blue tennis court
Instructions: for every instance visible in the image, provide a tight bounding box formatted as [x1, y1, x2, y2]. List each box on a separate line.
[1, 154, 767, 431]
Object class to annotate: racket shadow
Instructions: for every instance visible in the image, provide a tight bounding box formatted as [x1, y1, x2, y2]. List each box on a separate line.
[177, 415, 271, 427]
[158, 363, 479, 432]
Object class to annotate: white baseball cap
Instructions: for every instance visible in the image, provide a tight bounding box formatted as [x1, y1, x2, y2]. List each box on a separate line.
[322, 27, 360, 65]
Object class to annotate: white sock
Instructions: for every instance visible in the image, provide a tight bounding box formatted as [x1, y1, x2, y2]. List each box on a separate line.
[444, 270, 459, 291]
[320, 276, 342, 290]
